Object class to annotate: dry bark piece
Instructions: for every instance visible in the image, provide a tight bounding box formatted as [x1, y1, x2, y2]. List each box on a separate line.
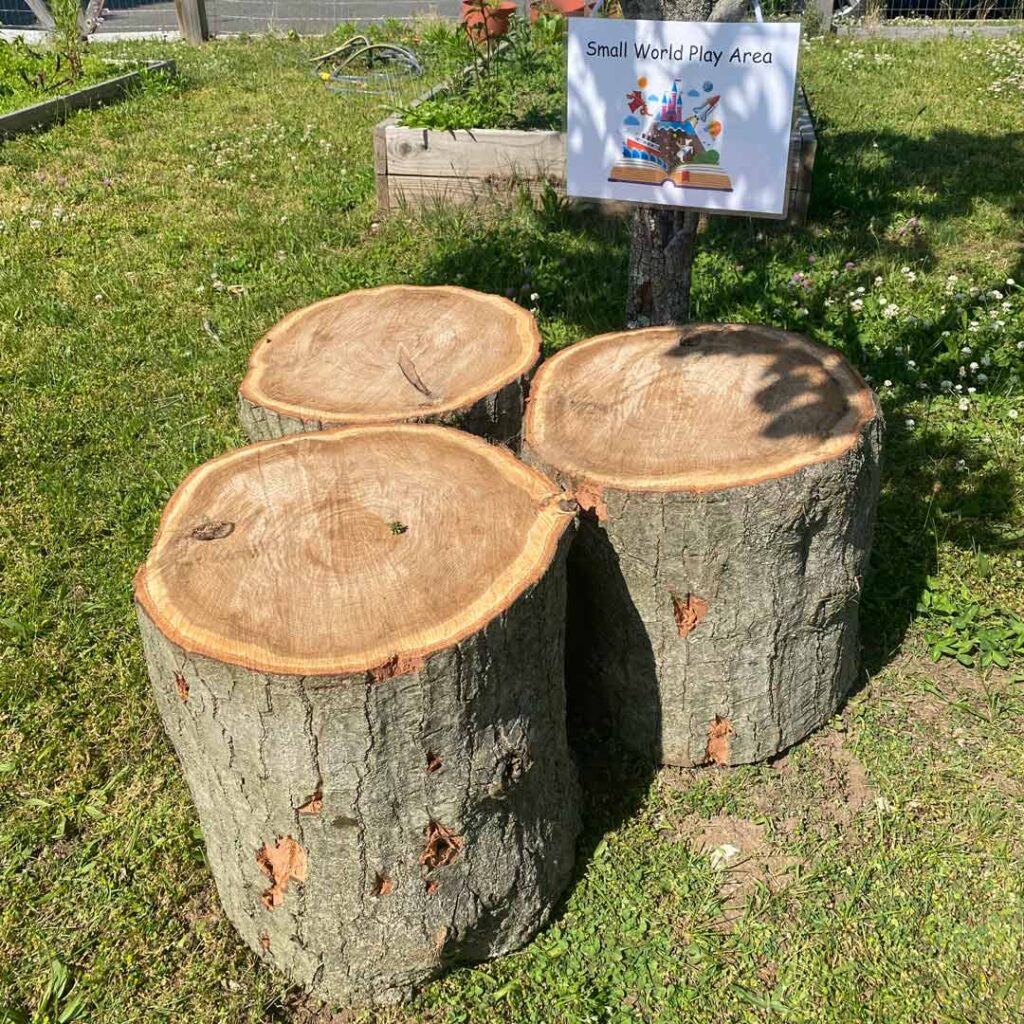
[135, 424, 580, 1005]
[238, 285, 540, 447]
[523, 323, 883, 766]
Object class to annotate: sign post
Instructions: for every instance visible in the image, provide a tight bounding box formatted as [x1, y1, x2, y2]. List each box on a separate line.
[566, 18, 801, 219]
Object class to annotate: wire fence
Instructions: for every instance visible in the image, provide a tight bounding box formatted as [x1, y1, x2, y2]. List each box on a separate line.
[2, 0, 1022, 35]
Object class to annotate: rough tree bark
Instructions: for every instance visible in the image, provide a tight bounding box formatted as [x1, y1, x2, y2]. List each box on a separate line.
[523, 324, 883, 766]
[620, 0, 747, 326]
[134, 426, 579, 1005]
[238, 286, 539, 449]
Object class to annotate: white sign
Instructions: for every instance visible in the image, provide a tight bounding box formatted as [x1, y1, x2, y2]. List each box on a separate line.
[566, 18, 801, 217]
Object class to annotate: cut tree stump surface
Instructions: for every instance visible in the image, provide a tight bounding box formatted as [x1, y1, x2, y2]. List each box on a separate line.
[523, 324, 883, 767]
[525, 324, 876, 493]
[238, 285, 539, 445]
[135, 424, 580, 1005]
[135, 425, 569, 676]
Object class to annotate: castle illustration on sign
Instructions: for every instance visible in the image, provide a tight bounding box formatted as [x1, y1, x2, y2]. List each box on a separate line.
[609, 77, 733, 192]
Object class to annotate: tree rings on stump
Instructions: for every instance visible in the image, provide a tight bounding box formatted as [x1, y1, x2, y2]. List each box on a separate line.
[238, 285, 539, 447]
[523, 323, 883, 767]
[134, 425, 579, 1005]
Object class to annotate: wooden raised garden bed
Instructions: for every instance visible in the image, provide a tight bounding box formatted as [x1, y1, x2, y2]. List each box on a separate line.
[0, 60, 176, 141]
[374, 85, 816, 225]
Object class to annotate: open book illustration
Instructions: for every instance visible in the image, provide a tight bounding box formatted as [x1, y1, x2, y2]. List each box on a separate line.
[610, 78, 733, 193]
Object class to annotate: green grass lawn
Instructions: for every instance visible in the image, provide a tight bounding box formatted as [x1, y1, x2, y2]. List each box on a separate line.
[2, 23, 1024, 1024]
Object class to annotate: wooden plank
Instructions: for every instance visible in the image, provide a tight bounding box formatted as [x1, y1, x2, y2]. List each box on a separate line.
[22, 0, 55, 30]
[0, 61, 176, 140]
[373, 117, 394, 214]
[384, 125, 566, 180]
[174, 0, 209, 44]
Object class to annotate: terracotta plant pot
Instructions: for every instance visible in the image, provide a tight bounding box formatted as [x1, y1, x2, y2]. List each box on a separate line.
[529, 0, 585, 20]
[462, 0, 518, 41]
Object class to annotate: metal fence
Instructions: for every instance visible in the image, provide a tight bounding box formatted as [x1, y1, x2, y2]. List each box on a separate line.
[2, 0, 1022, 36]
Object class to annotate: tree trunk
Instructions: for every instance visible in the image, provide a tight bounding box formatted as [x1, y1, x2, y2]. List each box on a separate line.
[620, 0, 747, 325]
[523, 324, 883, 766]
[238, 286, 539, 449]
[134, 426, 579, 1005]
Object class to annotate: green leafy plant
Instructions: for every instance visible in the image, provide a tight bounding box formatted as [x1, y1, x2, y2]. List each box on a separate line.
[0, 960, 86, 1024]
[918, 581, 1024, 669]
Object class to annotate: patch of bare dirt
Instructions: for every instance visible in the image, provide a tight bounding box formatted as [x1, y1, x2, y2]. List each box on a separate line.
[749, 727, 877, 835]
[674, 813, 803, 929]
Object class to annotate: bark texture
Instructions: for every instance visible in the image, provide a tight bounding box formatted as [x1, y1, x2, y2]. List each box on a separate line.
[238, 375, 528, 450]
[524, 418, 883, 766]
[620, 0, 745, 326]
[136, 532, 579, 1006]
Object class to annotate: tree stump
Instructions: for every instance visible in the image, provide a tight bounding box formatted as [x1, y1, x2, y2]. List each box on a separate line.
[238, 286, 539, 447]
[522, 324, 883, 767]
[134, 425, 579, 1005]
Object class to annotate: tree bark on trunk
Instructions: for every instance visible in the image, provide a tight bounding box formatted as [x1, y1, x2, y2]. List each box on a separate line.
[134, 426, 580, 1005]
[620, 0, 747, 325]
[522, 324, 884, 766]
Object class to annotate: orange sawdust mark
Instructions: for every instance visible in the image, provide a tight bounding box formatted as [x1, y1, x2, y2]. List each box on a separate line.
[418, 820, 463, 870]
[259, 932, 271, 952]
[371, 872, 394, 897]
[369, 653, 425, 683]
[573, 479, 608, 522]
[174, 673, 189, 701]
[425, 751, 443, 774]
[672, 593, 708, 637]
[705, 717, 734, 765]
[425, 879, 439, 895]
[256, 836, 308, 910]
[297, 789, 322, 815]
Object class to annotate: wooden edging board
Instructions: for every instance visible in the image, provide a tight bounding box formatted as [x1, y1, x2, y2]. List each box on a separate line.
[374, 71, 816, 225]
[0, 59, 177, 140]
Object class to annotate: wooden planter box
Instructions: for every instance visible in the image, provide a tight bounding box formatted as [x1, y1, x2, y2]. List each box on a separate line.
[0, 60, 177, 140]
[374, 86, 816, 226]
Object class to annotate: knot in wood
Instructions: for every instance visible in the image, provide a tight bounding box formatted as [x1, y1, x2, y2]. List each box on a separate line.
[191, 520, 234, 541]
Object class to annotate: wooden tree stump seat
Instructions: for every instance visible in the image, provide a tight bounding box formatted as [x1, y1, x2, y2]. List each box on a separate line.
[134, 425, 579, 1006]
[523, 323, 883, 767]
[238, 285, 540, 447]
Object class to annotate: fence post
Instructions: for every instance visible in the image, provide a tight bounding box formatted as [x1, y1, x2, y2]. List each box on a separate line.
[175, 0, 210, 43]
[23, 0, 56, 30]
[814, 0, 834, 33]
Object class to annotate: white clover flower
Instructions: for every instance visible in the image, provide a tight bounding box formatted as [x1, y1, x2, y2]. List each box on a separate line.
[1010, 409, 1019, 419]
[851, 299, 864, 312]
[1007, 278, 1016, 287]
[907, 359, 917, 369]
[940, 379, 953, 389]
[856, 286, 866, 295]
[970, 361, 980, 371]
[956, 459, 967, 471]
[530, 292, 539, 302]
[905, 418, 916, 429]
[874, 276, 884, 286]
[882, 305, 899, 319]
[994, 320, 1005, 330]
[990, 290, 1004, 300]
[883, 379, 893, 388]
[968, 387, 977, 394]
[29, 219, 41, 230]
[959, 398, 971, 411]
[901, 266, 911, 274]
[956, 384, 964, 392]
[981, 356, 991, 366]
[947, 274, 959, 283]
[977, 373, 988, 383]
[961, 346, 972, 355]
[941, 330, 951, 338]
